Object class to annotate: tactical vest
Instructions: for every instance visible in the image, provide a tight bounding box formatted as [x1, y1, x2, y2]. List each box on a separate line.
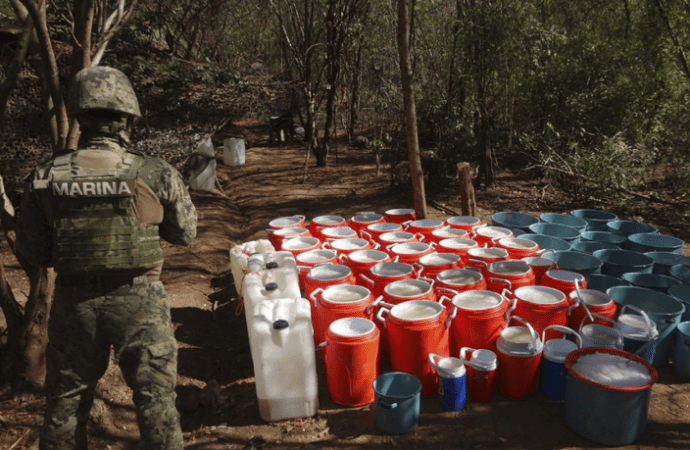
[45, 151, 165, 274]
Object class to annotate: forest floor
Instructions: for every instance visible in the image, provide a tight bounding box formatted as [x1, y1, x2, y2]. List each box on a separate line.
[1, 117, 690, 450]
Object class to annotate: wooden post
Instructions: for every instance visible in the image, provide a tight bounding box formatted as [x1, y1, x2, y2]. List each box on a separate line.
[457, 163, 476, 216]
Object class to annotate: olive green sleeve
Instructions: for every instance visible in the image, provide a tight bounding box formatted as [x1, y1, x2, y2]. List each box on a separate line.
[17, 171, 54, 267]
[139, 158, 197, 246]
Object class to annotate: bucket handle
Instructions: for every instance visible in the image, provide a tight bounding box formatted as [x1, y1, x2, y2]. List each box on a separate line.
[360, 230, 373, 242]
[365, 295, 384, 316]
[415, 232, 426, 242]
[458, 347, 476, 364]
[428, 353, 461, 379]
[337, 253, 349, 264]
[573, 278, 595, 324]
[309, 287, 324, 308]
[578, 313, 617, 331]
[536, 249, 556, 260]
[375, 302, 396, 326]
[378, 394, 417, 410]
[501, 289, 517, 320]
[437, 286, 460, 297]
[619, 304, 654, 330]
[468, 258, 487, 270]
[506, 315, 539, 350]
[489, 277, 512, 292]
[418, 275, 436, 288]
[360, 274, 375, 289]
[542, 325, 583, 348]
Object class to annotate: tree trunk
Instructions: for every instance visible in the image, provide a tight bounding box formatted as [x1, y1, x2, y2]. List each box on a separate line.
[397, 0, 427, 219]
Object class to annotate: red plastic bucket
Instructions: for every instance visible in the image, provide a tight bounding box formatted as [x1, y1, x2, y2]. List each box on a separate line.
[567, 288, 617, 330]
[268, 215, 307, 230]
[436, 238, 479, 265]
[443, 290, 510, 354]
[267, 227, 312, 250]
[541, 269, 588, 296]
[415, 253, 462, 279]
[281, 236, 322, 257]
[295, 249, 338, 291]
[496, 316, 544, 400]
[309, 214, 347, 240]
[360, 262, 417, 298]
[467, 247, 509, 273]
[434, 268, 487, 299]
[387, 242, 435, 265]
[505, 285, 569, 339]
[361, 222, 403, 245]
[349, 212, 386, 236]
[494, 237, 541, 259]
[522, 254, 556, 284]
[320, 226, 358, 242]
[484, 260, 536, 293]
[472, 225, 513, 247]
[427, 226, 469, 244]
[304, 263, 356, 314]
[385, 208, 417, 224]
[404, 219, 445, 241]
[339, 249, 392, 285]
[377, 231, 420, 248]
[323, 237, 375, 256]
[324, 317, 381, 406]
[445, 215, 482, 233]
[310, 284, 377, 345]
[376, 300, 457, 397]
[383, 279, 437, 305]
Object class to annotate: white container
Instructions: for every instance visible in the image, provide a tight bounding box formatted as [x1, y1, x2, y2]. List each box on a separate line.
[247, 251, 297, 273]
[241, 268, 301, 319]
[223, 137, 246, 166]
[189, 157, 216, 191]
[250, 297, 319, 421]
[229, 240, 275, 291]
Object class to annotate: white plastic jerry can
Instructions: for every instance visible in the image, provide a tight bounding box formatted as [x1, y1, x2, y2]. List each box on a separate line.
[241, 268, 302, 336]
[247, 251, 297, 273]
[250, 297, 319, 422]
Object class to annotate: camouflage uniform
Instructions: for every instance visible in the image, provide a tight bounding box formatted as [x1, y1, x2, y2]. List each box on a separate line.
[18, 67, 197, 450]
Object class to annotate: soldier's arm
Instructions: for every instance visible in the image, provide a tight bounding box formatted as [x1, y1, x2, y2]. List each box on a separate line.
[140, 158, 197, 246]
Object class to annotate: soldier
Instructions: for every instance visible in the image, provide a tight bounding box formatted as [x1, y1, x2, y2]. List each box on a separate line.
[18, 66, 197, 450]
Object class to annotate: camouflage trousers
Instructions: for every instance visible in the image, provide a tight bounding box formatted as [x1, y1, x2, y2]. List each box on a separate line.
[40, 274, 183, 450]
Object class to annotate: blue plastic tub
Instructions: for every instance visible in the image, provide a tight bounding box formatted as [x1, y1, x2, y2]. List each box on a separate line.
[544, 251, 603, 277]
[674, 322, 690, 379]
[585, 274, 631, 293]
[570, 209, 619, 232]
[540, 213, 588, 231]
[670, 264, 690, 285]
[625, 233, 684, 254]
[579, 231, 627, 247]
[645, 252, 690, 276]
[669, 285, 690, 321]
[529, 222, 581, 242]
[571, 241, 619, 255]
[491, 211, 539, 234]
[373, 372, 422, 434]
[593, 249, 654, 278]
[621, 272, 683, 294]
[606, 286, 685, 367]
[606, 220, 658, 237]
[518, 233, 572, 252]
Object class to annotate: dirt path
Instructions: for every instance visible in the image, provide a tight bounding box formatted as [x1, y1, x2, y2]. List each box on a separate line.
[1, 126, 689, 450]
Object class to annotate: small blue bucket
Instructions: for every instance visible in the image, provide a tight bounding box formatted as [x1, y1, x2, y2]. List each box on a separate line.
[571, 241, 619, 254]
[585, 274, 631, 293]
[529, 223, 581, 242]
[579, 231, 627, 247]
[540, 325, 581, 401]
[624, 233, 684, 254]
[373, 372, 422, 434]
[491, 211, 539, 234]
[621, 272, 683, 294]
[606, 220, 658, 237]
[540, 213, 587, 231]
[593, 249, 654, 278]
[670, 264, 690, 285]
[518, 233, 572, 252]
[645, 252, 690, 276]
[669, 285, 690, 321]
[606, 286, 686, 367]
[570, 209, 619, 232]
[673, 322, 690, 379]
[545, 251, 603, 277]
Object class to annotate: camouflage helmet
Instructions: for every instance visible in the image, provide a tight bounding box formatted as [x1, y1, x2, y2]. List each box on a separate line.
[68, 66, 141, 117]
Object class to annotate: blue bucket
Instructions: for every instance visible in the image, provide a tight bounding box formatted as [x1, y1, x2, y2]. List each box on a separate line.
[564, 348, 657, 446]
[606, 286, 686, 367]
[624, 233, 684, 254]
[674, 322, 690, 379]
[669, 285, 690, 321]
[593, 249, 654, 278]
[544, 251, 603, 277]
[571, 241, 619, 255]
[621, 272, 683, 294]
[606, 220, 658, 237]
[518, 233, 572, 252]
[540, 213, 588, 231]
[585, 274, 631, 292]
[579, 231, 627, 248]
[645, 252, 690, 276]
[670, 264, 690, 285]
[570, 209, 619, 232]
[529, 223, 581, 242]
[491, 211, 539, 234]
[373, 372, 422, 434]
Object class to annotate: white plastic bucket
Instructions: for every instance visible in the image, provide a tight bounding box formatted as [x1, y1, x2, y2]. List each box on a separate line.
[223, 137, 246, 166]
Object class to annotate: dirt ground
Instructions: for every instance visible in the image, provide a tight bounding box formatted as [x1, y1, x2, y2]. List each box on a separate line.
[1, 120, 690, 450]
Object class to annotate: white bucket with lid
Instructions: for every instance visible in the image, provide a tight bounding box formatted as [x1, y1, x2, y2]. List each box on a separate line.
[579, 314, 624, 349]
[615, 304, 659, 362]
